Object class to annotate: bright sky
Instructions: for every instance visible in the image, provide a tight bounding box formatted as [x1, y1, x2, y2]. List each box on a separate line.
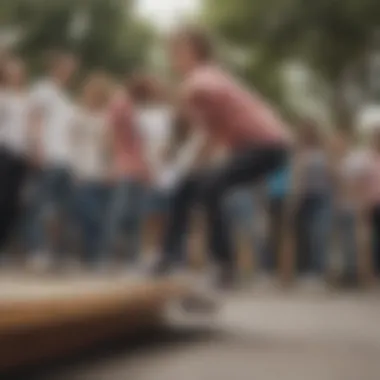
[137, 0, 200, 30]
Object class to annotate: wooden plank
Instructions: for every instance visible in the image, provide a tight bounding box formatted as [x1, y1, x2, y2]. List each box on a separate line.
[0, 279, 187, 373]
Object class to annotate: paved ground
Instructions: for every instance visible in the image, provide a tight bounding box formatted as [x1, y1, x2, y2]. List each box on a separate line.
[38, 284, 380, 380]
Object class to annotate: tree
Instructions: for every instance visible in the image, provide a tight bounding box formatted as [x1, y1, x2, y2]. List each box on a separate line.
[203, 0, 380, 127]
[0, 0, 154, 76]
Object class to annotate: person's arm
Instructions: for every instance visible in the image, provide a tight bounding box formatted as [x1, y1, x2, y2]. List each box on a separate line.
[173, 86, 226, 174]
[173, 127, 209, 174]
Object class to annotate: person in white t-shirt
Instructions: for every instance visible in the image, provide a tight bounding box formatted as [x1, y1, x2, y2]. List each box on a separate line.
[0, 56, 31, 253]
[70, 72, 112, 268]
[131, 75, 174, 257]
[26, 51, 78, 269]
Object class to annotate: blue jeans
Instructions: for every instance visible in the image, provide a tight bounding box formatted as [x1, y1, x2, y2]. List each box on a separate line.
[103, 179, 146, 264]
[296, 194, 332, 274]
[144, 188, 170, 216]
[24, 166, 72, 255]
[73, 182, 110, 265]
[336, 209, 357, 276]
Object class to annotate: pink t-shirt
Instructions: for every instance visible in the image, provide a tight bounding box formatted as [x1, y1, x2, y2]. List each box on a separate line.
[108, 92, 147, 180]
[182, 65, 291, 149]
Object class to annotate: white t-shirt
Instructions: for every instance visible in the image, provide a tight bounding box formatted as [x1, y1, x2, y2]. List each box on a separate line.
[0, 90, 30, 155]
[70, 107, 109, 181]
[136, 105, 173, 175]
[29, 79, 74, 166]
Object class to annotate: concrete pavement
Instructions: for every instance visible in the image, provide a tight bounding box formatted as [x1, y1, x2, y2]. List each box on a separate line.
[44, 286, 380, 380]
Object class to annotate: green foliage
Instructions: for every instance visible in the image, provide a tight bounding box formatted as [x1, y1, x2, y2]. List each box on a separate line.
[203, 0, 380, 120]
[0, 0, 154, 76]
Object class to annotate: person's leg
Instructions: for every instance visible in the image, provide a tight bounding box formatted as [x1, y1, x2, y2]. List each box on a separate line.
[0, 148, 12, 209]
[120, 180, 146, 265]
[4, 156, 30, 262]
[265, 197, 285, 274]
[102, 181, 124, 264]
[22, 171, 44, 254]
[82, 184, 108, 268]
[295, 197, 314, 274]
[200, 146, 287, 286]
[265, 198, 279, 272]
[40, 168, 61, 256]
[341, 210, 358, 282]
[0, 148, 10, 260]
[0, 152, 30, 255]
[154, 174, 201, 273]
[294, 200, 304, 273]
[274, 198, 286, 272]
[0, 153, 19, 249]
[54, 168, 73, 261]
[102, 179, 146, 266]
[142, 189, 170, 256]
[74, 184, 95, 267]
[94, 184, 111, 267]
[73, 184, 86, 265]
[226, 189, 256, 278]
[372, 205, 380, 276]
[309, 195, 331, 275]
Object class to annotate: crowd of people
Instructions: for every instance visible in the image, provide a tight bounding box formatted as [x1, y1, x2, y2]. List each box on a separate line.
[0, 28, 379, 289]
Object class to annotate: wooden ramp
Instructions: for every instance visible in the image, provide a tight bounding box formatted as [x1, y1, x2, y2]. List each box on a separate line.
[0, 274, 187, 373]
